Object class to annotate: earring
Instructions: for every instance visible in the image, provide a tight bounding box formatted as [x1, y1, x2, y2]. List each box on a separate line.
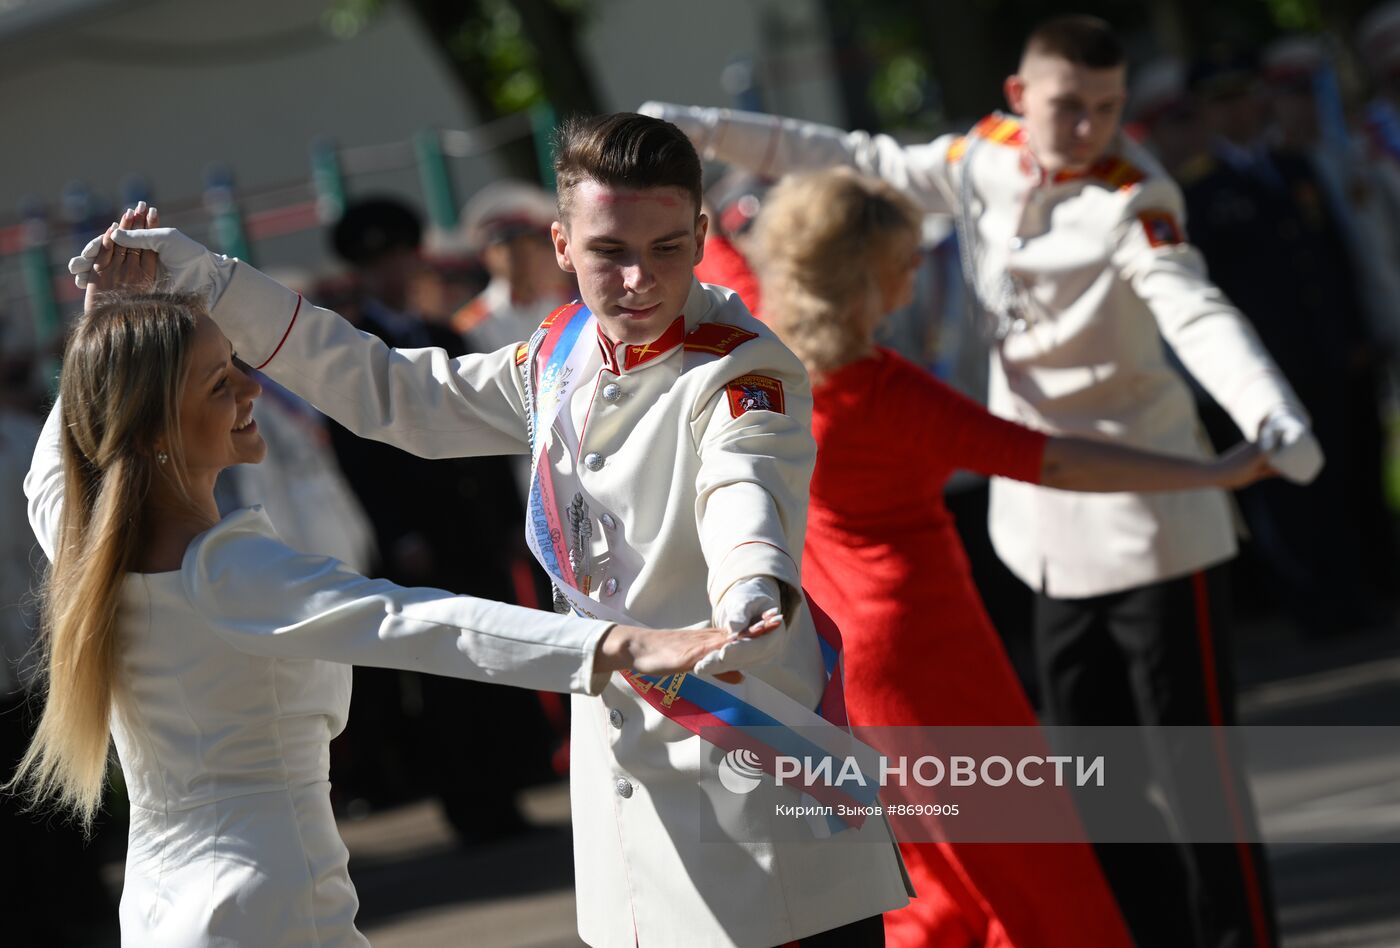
[157, 450, 169, 465]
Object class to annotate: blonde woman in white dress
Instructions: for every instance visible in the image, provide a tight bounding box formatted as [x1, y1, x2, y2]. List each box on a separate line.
[9, 206, 775, 948]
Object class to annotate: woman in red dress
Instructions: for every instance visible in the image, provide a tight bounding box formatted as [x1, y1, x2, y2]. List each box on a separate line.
[747, 168, 1272, 948]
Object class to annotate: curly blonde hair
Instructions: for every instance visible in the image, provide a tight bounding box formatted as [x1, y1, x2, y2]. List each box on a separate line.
[750, 167, 921, 379]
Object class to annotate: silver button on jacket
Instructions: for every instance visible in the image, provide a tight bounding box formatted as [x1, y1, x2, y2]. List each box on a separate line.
[602, 382, 622, 402]
[609, 708, 624, 729]
[615, 777, 633, 799]
[584, 452, 604, 471]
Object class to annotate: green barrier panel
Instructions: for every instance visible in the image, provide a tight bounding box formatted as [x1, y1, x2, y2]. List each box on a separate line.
[310, 137, 347, 223]
[414, 128, 458, 231]
[530, 102, 558, 190]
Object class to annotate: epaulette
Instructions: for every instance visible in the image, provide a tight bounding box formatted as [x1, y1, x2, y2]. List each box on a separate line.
[450, 297, 490, 334]
[539, 301, 582, 332]
[684, 322, 759, 356]
[516, 302, 582, 365]
[949, 114, 1025, 163]
[1054, 154, 1146, 192]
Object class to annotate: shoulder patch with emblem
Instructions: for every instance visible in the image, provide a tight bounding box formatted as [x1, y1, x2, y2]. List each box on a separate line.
[685, 322, 759, 356]
[726, 375, 785, 418]
[1138, 210, 1185, 247]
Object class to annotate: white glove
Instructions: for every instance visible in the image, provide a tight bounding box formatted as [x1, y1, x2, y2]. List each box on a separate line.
[1258, 406, 1325, 485]
[68, 234, 103, 290]
[693, 575, 786, 678]
[70, 228, 236, 311]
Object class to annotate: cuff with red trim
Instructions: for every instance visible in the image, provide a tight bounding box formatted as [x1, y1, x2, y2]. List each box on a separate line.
[209, 262, 304, 370]
[708, 540, 800, 609]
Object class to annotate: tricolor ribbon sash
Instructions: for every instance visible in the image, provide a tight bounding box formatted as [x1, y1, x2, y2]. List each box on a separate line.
[520, 303, 878, 830]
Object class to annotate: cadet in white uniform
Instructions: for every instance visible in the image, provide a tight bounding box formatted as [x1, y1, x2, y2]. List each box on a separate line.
[643, 15, 1319, 948]
[91, 114, 911, 948]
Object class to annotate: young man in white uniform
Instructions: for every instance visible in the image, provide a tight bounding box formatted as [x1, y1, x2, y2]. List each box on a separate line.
[642, 15, 1322, 948]
[89, 114, 910, 948]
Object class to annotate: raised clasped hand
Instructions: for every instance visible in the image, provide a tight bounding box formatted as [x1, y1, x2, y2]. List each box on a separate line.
[78, 202, 161, 312]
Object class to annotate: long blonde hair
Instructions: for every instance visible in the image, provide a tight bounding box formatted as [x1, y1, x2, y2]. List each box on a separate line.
[8, 291, 202, 830]
[750, 167, 922, 379]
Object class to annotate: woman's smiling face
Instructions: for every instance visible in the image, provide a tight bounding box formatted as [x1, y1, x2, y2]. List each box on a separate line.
[168, 312, 266, 477]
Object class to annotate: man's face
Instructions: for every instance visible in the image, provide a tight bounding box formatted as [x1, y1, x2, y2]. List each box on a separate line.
[485, 231, 567, 305]
[1005, 54, 1127, 172]
[362, 246, 420, 312]
[552, 179, 707, 345]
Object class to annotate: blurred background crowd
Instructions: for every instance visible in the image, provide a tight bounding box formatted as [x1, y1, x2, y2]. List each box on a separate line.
[5, 0, 1400, 943]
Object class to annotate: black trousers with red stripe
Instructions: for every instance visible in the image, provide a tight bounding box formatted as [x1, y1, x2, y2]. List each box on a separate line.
[1034, 566, 1277, 948]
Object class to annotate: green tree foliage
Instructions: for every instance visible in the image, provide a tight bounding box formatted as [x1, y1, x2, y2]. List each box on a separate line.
[326, 0, 601, 179]
[818, 0, 1384, 133]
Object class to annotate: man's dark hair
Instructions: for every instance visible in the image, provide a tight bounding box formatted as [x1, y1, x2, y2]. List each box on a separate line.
[553, 112, 703, 221]
[1022, 15, 1125, 70]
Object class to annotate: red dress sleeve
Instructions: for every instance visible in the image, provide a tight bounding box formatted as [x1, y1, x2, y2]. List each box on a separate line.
[896, 353, 1047, 484]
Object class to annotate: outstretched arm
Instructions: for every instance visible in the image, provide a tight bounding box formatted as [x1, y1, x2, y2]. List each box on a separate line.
[29, 204, 159, 562]
[187, 511, 780, 694]
[73, 224, 533, 461]
[1039, 437, 1272, 493]
[1112, 179, 1321, 483]
[919, 367, 1273, 493]
[641, 101, 959, 215]
[25, 401, 63, 564]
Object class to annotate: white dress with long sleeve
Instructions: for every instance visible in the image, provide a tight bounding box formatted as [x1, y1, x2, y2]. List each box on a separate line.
[26, 407, 614, 948]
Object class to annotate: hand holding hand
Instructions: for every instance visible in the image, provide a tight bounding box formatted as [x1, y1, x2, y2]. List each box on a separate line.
[1257, 407, 1325, 485]
[1209, 442, 1276, 489]
[72, 220, 236, 312]
[596, 613, 784, 684]
[81, 203, 160, 311]
[690, 576, 788, 681]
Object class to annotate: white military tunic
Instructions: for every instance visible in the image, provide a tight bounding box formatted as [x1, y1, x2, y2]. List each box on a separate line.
[25, 408, 617, 948]
[653, 104, 1308, 598]
[206, 265, 912, 947]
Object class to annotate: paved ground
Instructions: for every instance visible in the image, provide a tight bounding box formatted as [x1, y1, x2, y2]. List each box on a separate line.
[342, 617, 1400, 948]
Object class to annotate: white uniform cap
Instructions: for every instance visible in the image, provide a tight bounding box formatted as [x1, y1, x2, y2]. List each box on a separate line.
[458, 180, 559, 254]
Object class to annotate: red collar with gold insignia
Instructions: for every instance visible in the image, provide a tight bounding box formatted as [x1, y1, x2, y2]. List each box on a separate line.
[595, 316, 761, 374]
[596, 316, 689, 374]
